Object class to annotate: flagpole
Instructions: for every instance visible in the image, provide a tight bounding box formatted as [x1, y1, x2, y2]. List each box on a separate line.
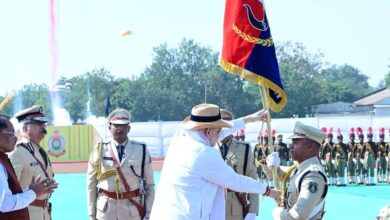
[258, 86, 281, 191]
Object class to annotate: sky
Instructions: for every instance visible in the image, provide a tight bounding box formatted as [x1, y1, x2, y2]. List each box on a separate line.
[1, 0, 389, 95]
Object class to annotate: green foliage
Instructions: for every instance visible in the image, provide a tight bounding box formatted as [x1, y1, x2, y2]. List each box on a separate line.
[6, 39, 376, 122]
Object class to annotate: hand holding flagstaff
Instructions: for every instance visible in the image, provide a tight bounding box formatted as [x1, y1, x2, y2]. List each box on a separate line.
[243, 109, 268, 123]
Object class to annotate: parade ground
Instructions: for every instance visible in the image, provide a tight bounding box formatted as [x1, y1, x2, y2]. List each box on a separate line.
[51, 172, 389, 220]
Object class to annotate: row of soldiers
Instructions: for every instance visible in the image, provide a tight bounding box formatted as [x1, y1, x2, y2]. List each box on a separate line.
[320, 127, 390, 186]
[250, 127, 390, 187]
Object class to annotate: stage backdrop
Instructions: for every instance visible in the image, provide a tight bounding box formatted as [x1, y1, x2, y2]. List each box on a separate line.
[41, 125, 101, 162]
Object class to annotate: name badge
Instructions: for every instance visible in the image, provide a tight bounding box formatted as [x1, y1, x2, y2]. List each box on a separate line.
[103, 156, 113, 161]
[30, 162, 39, 166]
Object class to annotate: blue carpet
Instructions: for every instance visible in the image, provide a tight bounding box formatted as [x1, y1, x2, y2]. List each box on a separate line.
[51, 173, 389, 219]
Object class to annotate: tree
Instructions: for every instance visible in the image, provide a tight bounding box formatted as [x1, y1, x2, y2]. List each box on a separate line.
[273, 41, 325, 117]
[320, 64, 372, 102]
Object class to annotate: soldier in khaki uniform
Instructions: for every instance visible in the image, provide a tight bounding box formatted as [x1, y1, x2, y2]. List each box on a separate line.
[87, 108, 154, 220]
[254, 133, 265, 182]
[323, 128, 336, 185]
[275, 134, 289, 166]
[264, 121, 328, 220]
[347, 128, 357, 184]
[355, 127, 365, 185]
[9, 105, 57, 220]
[363, 127, 376, 185]
[376, 128, 387, 183]
[333, 129, 348, 186]
[218, 109, 259, 220]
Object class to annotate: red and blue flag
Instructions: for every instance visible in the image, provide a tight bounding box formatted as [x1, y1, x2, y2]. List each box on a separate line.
[221, 0, 287, 112]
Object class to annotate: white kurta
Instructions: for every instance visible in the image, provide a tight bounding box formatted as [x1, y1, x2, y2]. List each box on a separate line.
[150, 119, 267, 220]
[0, 164, 36, 212]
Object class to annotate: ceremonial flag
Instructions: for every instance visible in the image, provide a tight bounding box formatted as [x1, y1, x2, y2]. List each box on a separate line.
[105, 94, 111, 116]
[221, 0, 287, 112]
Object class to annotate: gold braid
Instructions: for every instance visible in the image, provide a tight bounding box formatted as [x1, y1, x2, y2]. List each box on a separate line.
[281, 163, 298, 208]
[232, 25, 274, 47]
[94, 143, 123, 196]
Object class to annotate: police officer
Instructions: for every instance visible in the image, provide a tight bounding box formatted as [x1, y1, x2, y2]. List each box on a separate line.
[275, 134, 289, 166]
[364, 127, 377, 185]
[87, 108, 155, 220]
[333, 129, 348, 186]
[0, 115, 57, 220]
[218, 109, 258, 220]
[266, 121, 328, 220]
[376, 128, 387, 183]
[347, 128, 357, 184]
[9, 105, 57, 220]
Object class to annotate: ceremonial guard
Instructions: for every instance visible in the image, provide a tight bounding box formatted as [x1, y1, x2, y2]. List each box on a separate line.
[87, 108, 155, 220]
[355, 128, 365, 185]
[275, 134, 289, 166]
[323, 128, 336, 185]
[347, 128, 357, 184]
[254, 132, 265, 181]
[262, 130, 275, 187]
[333, 129, 348, 186]
[265, 122, 328, 220]
[9, 105, 56, 220]
[376, 128, 387, 183]
[218, 109, 259, 220]
[363, 127, 377, 185]
[386, 130, 390, 183]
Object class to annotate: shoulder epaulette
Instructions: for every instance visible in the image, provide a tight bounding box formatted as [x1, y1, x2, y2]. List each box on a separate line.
[130, 140, 146, 146]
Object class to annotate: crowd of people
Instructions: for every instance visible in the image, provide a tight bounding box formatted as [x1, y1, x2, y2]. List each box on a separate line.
[1, 103, 388, 220]
[251, 126, 390, 187]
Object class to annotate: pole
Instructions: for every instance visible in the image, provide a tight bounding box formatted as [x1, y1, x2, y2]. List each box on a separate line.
[258, 86, 282, 192]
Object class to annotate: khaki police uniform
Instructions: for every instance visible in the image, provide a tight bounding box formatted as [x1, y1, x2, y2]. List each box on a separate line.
[269, 121, 328, 220]
[9, 105, 54, 220]
[9, 137, 54, 220]
[219, 138, 259, 220]
[87, 108, 155, 220]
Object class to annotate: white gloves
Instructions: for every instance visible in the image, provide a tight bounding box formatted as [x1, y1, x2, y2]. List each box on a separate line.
[352, 158, 357, 164]
[272, 207, 283, 220]
[244, 213, 257, 220]
[360, 159, 365, 165]
[331, 159, 335, 165]
[266, 152, 280, 168]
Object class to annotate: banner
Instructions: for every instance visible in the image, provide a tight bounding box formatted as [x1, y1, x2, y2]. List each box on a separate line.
[221, 0, 287, 112]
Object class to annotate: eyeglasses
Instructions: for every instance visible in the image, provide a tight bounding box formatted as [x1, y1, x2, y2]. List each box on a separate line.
[0, 131, 16, 138]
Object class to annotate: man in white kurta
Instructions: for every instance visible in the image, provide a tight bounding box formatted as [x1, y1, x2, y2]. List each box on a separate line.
[150, 103, 279, 220]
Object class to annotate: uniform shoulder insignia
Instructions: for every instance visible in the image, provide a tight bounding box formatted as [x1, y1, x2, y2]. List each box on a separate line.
[308, 182, 318, 193]
[130, 140, 146, 146]
[236, 140, 250, 146]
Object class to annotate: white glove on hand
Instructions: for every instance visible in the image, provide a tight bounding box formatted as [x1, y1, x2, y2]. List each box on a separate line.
[272, 207, 283, 220]
[266, 152, 280, 168]
[352, 158, 357, 164]
[244, 213, 257, 220]
[359, 159, 365, 165]
[331, 159, 335, 165]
